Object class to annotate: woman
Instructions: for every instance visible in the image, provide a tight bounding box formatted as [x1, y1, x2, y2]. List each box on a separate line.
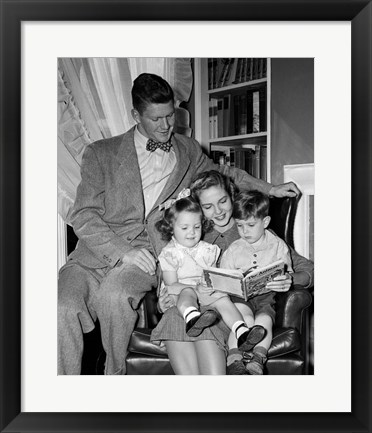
[151, 170, 314, 374]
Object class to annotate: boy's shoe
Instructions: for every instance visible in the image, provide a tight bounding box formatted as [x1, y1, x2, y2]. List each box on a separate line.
[237, 325, 266, 352]
[186, 309, 218, 337]
[245, 352, 265, 375]
[226, 359, 250, 375]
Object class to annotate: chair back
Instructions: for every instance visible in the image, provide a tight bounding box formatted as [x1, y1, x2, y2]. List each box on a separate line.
[268, 194, 301, 249]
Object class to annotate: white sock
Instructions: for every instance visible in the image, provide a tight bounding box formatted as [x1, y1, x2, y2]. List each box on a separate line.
[232, 320, 249, 340]
[183, 306, 200, 323]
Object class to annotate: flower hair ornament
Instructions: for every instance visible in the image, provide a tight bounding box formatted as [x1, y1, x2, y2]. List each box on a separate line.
[158, 188, 191, 211]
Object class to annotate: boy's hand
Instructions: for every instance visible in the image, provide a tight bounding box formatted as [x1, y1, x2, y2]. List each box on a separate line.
[266, 273, 292, 292]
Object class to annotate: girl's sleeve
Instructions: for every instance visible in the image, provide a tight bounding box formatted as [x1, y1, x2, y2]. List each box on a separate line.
[158, 248, 181, 273]
[205, 244, 221, 267]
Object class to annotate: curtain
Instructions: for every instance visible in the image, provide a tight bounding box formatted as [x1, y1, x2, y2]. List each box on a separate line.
[58, 58, 193, 223]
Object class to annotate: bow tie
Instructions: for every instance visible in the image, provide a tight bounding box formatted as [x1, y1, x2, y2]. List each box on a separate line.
[146, 138, 172, 153]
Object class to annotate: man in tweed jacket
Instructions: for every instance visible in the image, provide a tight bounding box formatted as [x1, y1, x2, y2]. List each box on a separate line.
[58, 73, 299, 374]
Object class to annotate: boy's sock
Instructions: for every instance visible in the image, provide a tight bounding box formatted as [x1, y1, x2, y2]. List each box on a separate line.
[226, 348, 248, 375]
[245, 346, 268, 375]
[183, 306, 200, 323]
[226, 348, 243, 366]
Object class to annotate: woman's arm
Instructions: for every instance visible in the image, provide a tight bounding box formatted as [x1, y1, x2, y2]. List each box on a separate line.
[289, 246, 314, 289]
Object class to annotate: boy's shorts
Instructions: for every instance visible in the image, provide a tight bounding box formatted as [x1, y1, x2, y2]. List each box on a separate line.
[231, 292, 276, 324]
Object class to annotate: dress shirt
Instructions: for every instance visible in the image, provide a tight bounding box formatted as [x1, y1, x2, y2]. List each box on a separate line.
[134, 127, 176, 216]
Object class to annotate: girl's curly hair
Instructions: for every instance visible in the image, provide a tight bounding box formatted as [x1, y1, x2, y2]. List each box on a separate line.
[155, 196, 203, 242]
[190, 170, 238, 232]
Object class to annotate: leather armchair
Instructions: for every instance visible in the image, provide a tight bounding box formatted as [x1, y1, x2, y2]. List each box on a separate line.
[81, 196, 313, 374]
[125, 284, 312, 375]
[125, 196, 313, 375]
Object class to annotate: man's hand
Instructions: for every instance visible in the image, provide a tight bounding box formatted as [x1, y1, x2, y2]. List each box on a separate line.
[158, 285, 175, 313]
[269, 182, 300, 198]
[122, 248, 157, 275]
[266, 273, 292, 292]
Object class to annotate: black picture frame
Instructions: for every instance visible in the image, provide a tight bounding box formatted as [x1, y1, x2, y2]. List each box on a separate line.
[1, 1, 371, 432]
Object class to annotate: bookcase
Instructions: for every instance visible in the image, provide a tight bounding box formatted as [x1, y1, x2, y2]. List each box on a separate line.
[193, 58, 271, 182]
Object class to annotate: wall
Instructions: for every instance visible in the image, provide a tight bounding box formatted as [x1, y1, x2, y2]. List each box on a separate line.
[270, 58, 314, 185]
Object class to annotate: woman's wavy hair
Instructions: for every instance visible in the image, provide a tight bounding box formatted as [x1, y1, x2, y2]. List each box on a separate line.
[190, 170, 238, 232]
[155, 196, 203, 242]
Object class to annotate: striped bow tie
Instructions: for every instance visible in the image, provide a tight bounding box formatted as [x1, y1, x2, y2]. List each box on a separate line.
[146, 138, 173, 153]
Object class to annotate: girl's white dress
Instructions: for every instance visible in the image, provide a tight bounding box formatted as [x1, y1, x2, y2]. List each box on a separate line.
[151, 237, 230, 350]
[158, 237, 227, 305]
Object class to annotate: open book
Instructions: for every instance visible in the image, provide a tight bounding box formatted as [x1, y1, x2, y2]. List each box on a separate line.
[203, 260, 285, 301]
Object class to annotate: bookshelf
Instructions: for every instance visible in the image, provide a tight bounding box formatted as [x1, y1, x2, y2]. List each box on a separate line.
[194, 58, 271, 182]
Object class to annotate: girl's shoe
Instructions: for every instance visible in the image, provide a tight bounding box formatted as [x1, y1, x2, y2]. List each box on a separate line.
[186, 309, 218, 337]
[237, 325, 266, 352]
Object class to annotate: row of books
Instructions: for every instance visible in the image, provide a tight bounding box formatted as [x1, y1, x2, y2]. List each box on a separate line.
[209, 88, 267, 139]
[210, 144, 267, 181]
[208, 58, 267, 90]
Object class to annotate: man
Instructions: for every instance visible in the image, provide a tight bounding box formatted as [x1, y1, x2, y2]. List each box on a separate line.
[58, 73, 299, 375]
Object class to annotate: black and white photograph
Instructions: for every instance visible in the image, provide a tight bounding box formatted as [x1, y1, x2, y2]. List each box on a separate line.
[57, 57, 314, 376]
[1, 6, 371, 431]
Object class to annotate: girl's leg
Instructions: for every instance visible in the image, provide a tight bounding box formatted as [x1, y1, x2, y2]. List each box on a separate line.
[195, 340, 226, 375]
[177, 288, 218, 337]
[165, 340, 200, 375]
[177, 287, 198, 316]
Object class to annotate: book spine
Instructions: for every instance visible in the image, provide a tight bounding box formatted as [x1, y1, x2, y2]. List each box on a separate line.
[260, 146, 267, 181]
[233, 58, 242, 84]
[259, 87, 267, 132]
[223, 59, 234, 87]
[246, 90, 253, 134]
[241, 58, 247, 83]
[209, 99, 214, 139]
[212, 58, 218, 89]
[218, 58, 230, 88]
[239, 93, 247, 135]
[208, 58, 213, 90]
[223, 95, 231, 136]
[217, 98, 224, 137]
[252, 90, 260, 133]
[254, 144, 261, 179]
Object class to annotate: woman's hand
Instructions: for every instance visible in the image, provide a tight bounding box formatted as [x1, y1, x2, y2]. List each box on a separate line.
[157, 285, 175, 313]
[266, 273, 293, 292]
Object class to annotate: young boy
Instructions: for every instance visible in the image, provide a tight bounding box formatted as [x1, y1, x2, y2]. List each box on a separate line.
[220, 190, 293, 374]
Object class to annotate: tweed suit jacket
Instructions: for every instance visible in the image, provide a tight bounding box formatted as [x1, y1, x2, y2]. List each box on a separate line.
[69, 126, 272, 269]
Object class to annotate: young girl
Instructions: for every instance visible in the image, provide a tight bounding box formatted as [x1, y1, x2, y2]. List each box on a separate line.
[153, 188, 266, 351]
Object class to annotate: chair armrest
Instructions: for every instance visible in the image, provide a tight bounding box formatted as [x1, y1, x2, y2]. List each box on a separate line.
[142, 289, 162, 329]
[275, 285, 312, 333]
